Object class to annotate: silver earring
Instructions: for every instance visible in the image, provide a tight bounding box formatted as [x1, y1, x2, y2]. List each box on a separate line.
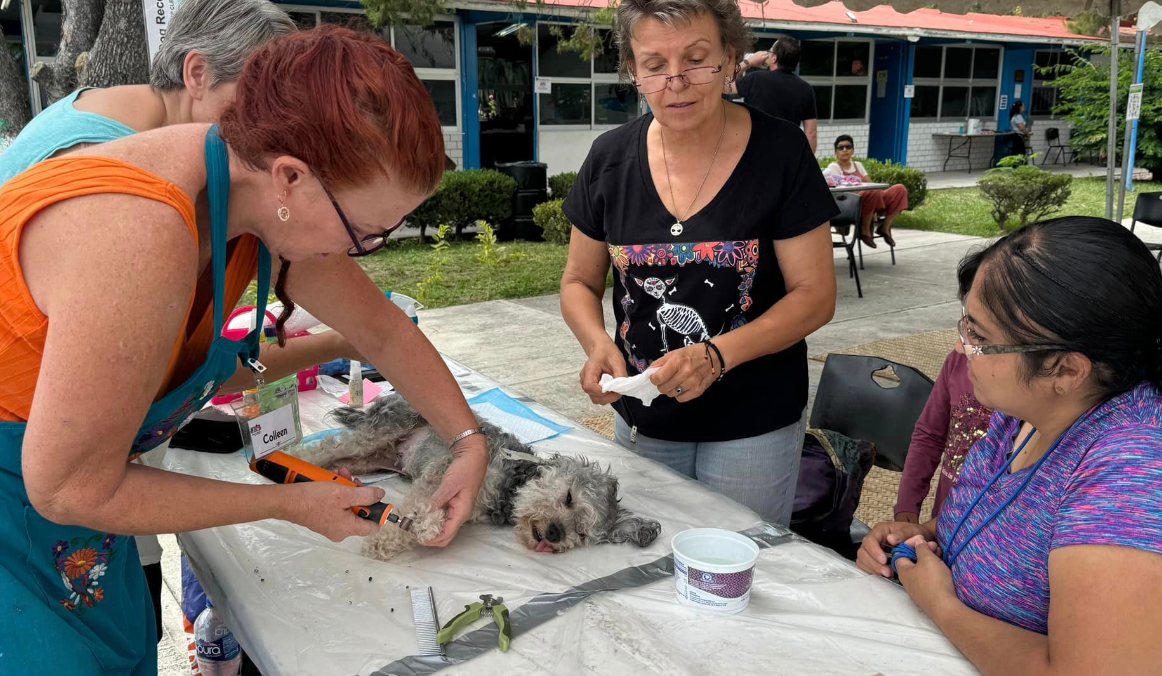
[277, 191, 290, 222]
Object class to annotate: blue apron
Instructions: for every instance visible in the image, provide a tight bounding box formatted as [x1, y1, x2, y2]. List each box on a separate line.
[0, 126, 271, 675]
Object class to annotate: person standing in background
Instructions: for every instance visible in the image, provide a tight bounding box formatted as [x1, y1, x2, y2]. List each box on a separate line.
[728, 36, 817, 152]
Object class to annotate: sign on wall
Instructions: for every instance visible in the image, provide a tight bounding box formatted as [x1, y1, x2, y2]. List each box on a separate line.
[142, 0, 182, 64]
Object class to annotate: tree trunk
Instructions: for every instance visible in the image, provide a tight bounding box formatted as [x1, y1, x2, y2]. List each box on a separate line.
[0, 25, 32, 143]
[77, 0, 149, 89]
[30, 0, 105, 104]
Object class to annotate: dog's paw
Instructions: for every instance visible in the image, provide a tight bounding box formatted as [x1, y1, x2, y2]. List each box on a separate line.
[362, 524, 417, 561]
[408, 508, 448, 545]
[610, 513, 662, 548]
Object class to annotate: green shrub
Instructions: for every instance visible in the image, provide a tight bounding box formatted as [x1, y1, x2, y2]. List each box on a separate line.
[978, 165, 1073, 232]
[532, 199, 572, 245]
[548, 172, 578, 201]
[863, 160, 929, 211]
[816, 157, 928, 210]
[407, 169, 518, 240]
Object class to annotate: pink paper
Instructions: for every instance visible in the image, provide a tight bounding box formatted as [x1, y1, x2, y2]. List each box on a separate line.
[338, 378, 381, 405]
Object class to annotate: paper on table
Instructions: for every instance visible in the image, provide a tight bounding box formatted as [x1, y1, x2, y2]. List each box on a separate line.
[467, 388, 570, 445]
[338, 379, 382, 405]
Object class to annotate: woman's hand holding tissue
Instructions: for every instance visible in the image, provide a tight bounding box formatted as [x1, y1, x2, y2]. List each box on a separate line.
[580, 340, 629, 405]
[650, 344, 717, 403]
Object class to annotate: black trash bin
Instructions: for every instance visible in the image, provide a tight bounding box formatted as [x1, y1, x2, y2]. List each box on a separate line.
[495, 161, 548, 241]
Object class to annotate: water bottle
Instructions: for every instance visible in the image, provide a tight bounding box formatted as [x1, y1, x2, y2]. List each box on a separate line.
[194, 599, 242, 676]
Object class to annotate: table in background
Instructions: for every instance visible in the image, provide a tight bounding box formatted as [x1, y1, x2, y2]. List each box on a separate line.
[932, 131, 1017, 172]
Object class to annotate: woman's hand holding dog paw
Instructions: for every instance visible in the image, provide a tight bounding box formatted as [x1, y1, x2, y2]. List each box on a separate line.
[425, 439, 489, 547]
[283, 482, 385, 542]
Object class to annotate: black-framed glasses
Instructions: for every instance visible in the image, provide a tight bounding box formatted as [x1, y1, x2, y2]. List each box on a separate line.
[632, 57, 726, 95]
[957, 307, 1069, 360]
[320, 183, 404, 257]
[836, 144, 854, 151]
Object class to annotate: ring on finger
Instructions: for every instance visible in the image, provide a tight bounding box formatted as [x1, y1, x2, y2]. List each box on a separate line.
[675, 386, 684, 395]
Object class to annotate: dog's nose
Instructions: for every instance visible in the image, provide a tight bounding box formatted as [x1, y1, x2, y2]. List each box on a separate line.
[545, 522, 563, 543]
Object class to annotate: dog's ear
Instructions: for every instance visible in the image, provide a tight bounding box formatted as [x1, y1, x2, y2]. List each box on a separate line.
[609, 509, 661, 548]
[325, 405, 368, 429]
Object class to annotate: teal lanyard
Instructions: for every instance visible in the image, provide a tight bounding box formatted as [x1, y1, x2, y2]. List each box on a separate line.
[943, 410, 1093, 569]
[204, 124, 272, 371]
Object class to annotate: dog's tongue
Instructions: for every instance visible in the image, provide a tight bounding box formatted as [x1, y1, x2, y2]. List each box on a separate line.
[535, 539, 555, 554]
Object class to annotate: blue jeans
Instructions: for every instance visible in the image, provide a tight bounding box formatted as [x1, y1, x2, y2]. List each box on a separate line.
[614, 410, 807, 526]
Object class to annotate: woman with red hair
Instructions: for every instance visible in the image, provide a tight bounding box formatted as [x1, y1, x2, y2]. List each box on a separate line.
[0, 26, 486, 674]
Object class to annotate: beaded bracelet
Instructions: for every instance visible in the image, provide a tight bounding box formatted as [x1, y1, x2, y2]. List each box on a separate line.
[702, 340, 727, 383]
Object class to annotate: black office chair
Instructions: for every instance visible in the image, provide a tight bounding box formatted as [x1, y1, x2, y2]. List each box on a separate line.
[1130, 192, 1162, 263]
[807, 354, 934, 558]
[809, 354, 935, 472]
[1042, 127, 1078, 166]
[831, 193, 864, 298]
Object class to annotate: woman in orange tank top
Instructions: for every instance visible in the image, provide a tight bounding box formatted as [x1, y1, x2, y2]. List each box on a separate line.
[0, 27, 489, 675]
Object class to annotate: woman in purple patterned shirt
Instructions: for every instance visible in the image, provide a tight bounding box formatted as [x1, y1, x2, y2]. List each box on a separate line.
[857, 216, 1162, 675]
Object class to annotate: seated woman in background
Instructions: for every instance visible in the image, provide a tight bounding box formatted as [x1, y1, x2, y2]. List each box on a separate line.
[858, 216, 1162, 676]
[822, 134, 908, 248]
[894, 348, 993, 523]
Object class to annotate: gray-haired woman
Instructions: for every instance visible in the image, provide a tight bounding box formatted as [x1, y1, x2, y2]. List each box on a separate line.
[560, 0, 838, 526]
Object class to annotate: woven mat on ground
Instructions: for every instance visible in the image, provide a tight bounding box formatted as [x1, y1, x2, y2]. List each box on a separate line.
[811, 329, 959, 382]
[580, 414, 616, 441]
[856, 467, 940, 526]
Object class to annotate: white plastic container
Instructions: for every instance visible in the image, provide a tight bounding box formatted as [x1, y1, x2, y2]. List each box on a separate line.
[672, 528, 760, 614]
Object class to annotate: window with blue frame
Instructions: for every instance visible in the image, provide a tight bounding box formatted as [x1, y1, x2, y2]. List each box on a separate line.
[303, 7, 461, 130]
[1032, 49, 1078, 119]
[911, 44, 1001, 121]
[537, 24, 639, 128]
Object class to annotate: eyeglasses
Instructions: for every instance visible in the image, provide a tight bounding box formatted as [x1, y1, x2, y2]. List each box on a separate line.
[632, 57, 726, 94]
[836, 144, 854, 151]
[320, 182, 405, 257]
[957, 307, 1069, 360]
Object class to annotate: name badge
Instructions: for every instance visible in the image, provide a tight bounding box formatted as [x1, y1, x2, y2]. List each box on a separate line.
[250, 405, 300, 459]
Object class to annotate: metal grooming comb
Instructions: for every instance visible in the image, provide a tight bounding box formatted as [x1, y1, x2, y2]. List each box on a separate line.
[411, 586, 442, 656]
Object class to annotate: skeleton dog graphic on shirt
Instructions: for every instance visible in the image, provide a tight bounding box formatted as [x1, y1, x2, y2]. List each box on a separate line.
[609, 240, 760, 371]
[629, 274, 711, 352]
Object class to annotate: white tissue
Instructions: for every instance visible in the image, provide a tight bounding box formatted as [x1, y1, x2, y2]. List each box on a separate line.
[599, 368, 662, 407]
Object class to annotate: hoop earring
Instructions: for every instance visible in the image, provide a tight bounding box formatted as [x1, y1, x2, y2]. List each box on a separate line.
[277, 190, 290, 222]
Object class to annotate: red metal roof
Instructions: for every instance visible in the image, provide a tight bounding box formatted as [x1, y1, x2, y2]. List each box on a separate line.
[510, 0, 1114, 42]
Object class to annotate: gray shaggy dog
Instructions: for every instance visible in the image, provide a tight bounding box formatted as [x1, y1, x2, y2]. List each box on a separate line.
[297, 396, 662, 561]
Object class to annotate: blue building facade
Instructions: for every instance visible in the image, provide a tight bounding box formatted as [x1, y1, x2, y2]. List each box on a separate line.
[2, 0, 1097, 174]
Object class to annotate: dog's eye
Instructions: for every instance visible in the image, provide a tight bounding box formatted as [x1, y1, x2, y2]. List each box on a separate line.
[565, 490, 573, 508]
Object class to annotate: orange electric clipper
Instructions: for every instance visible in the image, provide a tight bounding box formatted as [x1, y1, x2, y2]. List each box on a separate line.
[250, 451, 413, 530]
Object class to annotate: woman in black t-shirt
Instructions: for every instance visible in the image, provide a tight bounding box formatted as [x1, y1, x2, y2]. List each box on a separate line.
[560, 0, 839, 526]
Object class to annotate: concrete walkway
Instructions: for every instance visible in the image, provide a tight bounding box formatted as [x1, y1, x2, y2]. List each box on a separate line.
[925, 162, 1110, 190]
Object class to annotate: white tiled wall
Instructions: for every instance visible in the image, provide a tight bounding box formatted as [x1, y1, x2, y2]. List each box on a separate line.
[1028, 121, 1077, 164]
[816, 122, 870, 160]
[444, 130, 464, 169]
[538, 129, 607, 176]
[906, 121, 997, 174]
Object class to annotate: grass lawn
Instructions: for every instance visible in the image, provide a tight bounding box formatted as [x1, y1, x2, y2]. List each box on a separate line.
[241, 238, 582, 310]
[897, 177, 1162, 238]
